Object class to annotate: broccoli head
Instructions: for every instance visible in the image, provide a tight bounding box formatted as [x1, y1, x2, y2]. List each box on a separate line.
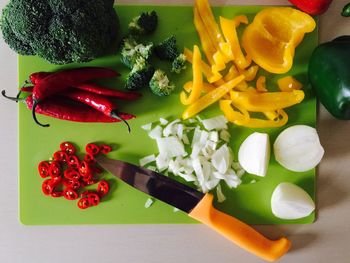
[0, 0, 119, 64]
[120, 35, 153, 69]
[129, 11, 158, 35]
[125, 58, 155, 90]
[171, 53, 187, 74]
[154, 35, 179, 61]
[149, 69, 176, 96]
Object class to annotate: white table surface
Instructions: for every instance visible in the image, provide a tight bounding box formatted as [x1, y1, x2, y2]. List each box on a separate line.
[1, 0, 350, 262]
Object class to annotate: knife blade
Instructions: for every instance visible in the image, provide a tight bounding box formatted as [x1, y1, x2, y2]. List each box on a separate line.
[96, 155, 291, 262]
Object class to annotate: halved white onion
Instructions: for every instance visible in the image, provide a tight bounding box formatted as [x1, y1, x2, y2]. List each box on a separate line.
[273, 125, 324, 172]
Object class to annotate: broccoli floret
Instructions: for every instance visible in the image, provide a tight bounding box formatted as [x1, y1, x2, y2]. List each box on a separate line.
[129, 11, 158, 35]
[149, 69, 176, 96]
[171, 53, 187, 74]
[120, 36, 153, 69]
[0, 0, 119, 64]
[154, 35, 179, 61]
[125, 58, 155, 90]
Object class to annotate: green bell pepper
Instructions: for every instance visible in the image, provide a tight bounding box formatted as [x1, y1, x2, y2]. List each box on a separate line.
[308, 36, 350, 120]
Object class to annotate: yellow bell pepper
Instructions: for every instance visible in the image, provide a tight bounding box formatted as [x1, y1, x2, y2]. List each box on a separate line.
[256, 76, 268, 92]
[233, 15, 249, 27]
[180, 45, 203, 105]
[220, 16, 252, 69]
[223, 65, 249, 91]
[230, 89, 305, 112]
[277, 76, 303, 92]
[195, 0, 232, 62]
[184, 48, 222, 83]
[242, 7, 316, 74]
[183, 81, 216, 94]
[193, 7, 216, 65]
[238, 65, 259, 81]
[220, 100, 289, 128]
[212, 50, 227, 72]
[182, 75, 245, 119]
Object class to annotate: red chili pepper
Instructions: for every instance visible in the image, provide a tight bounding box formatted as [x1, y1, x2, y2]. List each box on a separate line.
[79, 161, 92, 177]
[84, 154, 95, 164]
[81, 178, 98, 186]
[87, 193, 100, 206]
[61, 90, 131, 132]
[75, 83, 141, 101]
[49, 161, 61, 178]
[2, 92, 136, 124]
[63, 188, 79, 200]
[42, 179, 54, 195]
[97, 180, 110, 197]
[288, 0, 333, 15]
[38, 161, 50, 178]
[29, 71, 140, 101]
[81, 190, 95, 197]
[60, 141, 76, 155]
[67, 155, 80, 169]
[86, 143, 100, 155]
[51, 176, 62, 186]
[69, 180, 81, 191]
[31, 67, 119, 127]
[77, 197, 91, 209]
[100, 144, 112, 154]
[51, 191, 63, 198]
[53, 151, 68, 163]
[64, 168, 81, 181]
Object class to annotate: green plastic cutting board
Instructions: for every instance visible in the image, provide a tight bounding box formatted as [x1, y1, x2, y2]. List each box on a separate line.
[18, 4, 318, 225]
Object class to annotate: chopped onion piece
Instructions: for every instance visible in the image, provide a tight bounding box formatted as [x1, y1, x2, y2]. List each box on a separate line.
[149, 125, 163, 139]
[141, 123, 152, 131]
[139, 154, 156, 167]
[211, 144, 231, 174]
[220, 129, 231, 142]
[155, 154, 169, 171]
[216, 184, 226, 203]
[147, 166, 157, 172]
[173, 208, 180, 212]
[156, 137, 185, 158]
[182, 134, 190, 145]
[163, 119, 180, 137]
[159, 118, 168, 125]
[177, 124, 184, 139]
[209, 131, 219, 142]
[191, 127, 202, 147]
[202, 115, 228, 131]
[145, 198, 155, 208]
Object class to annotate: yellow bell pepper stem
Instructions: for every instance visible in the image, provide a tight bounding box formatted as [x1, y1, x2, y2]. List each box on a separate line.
[182, 75, 245, 119]
[180, 45, 203, 105]
[184, 48, 222, 83]
[193, 7, 216, 65]
[230, 90, 305, 112]
[256, 76, 268, 92]
[233, 15, 249, 27]
[277, 76, 303, 92]
[220, 16, 252, 69]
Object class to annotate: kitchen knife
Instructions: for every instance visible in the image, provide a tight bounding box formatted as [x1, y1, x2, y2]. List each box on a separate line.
[96, 155, 291, 261]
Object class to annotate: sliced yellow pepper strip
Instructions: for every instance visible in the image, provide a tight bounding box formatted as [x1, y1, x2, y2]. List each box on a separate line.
[184, 81, 216, 94]
[263, 111, 279, 120]
[238, 65, 259, 81]
[230, 90, 305, 112]
[180, 45, 203, 105]
[256, 76, 268, 92]
[233, 15, 249, 27]
[182, 75, 245, 119]
[220, 100, 289, 128]
[220, 16, 252, 69]
[184, 48, 222, 83]
[219, 100, 249, 122]
[223, 65, 248, 91]
[212, 50, 227, 72]
[195, 0, 231, 62]
[236, 109, 289, 128]
[277, 76, 303, 92]
[194, 7, 216, 65]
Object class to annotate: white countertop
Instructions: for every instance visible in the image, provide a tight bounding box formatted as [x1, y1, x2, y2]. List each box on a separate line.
[1, 1, 350, 262]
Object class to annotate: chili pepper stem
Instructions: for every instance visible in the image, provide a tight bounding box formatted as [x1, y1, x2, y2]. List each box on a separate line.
[110, 110, 131, 133]
[1, 90, 22, 102]
[32, 100, 50, 127]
